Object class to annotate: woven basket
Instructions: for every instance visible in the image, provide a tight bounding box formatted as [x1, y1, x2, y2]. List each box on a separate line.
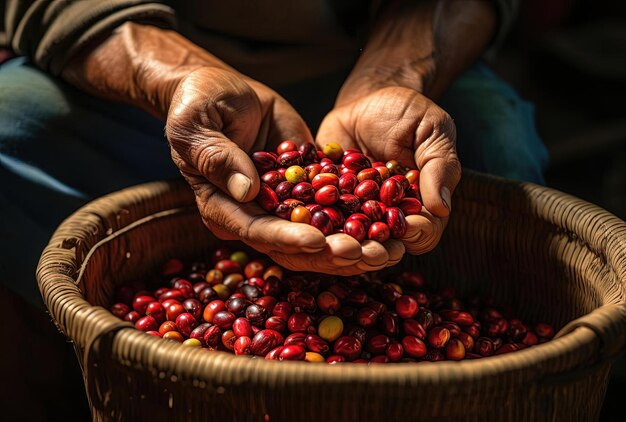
[36, 170, 626, 422]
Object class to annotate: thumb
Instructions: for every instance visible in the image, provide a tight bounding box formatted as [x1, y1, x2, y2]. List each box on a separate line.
[413, 105, 462, 218]
[165, 68, 263, 202]
[167, 127, 261, 203]
[414, 142, 462, 218]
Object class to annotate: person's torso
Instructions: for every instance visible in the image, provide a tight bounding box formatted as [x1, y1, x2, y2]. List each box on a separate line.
[171, 0, 378, 87]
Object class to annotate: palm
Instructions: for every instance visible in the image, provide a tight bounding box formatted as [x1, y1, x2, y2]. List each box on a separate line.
[317, 86, 461, 254]
[166, 68, 404, 275]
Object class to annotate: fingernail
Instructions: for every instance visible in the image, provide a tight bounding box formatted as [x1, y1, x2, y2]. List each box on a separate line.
[227, 172, 251, 202]
[440, 186, 451, 211]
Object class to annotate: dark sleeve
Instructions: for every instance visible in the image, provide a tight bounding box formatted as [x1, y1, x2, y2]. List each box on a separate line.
[2, 0, 177, 75]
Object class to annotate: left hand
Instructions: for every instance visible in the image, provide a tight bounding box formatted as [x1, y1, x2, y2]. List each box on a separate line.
[316, 86, 462, 256]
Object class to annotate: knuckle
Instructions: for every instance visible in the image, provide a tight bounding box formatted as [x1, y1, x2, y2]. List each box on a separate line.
[239, 213, 261, 242]
[195, 142, 233, 176]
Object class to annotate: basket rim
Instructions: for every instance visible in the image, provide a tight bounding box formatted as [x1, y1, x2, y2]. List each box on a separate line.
[35, 170, 626, 388]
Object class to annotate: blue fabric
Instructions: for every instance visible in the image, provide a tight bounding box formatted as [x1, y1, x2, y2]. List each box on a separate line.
[439, 61, 549, 184]
[0, 57, 549, 307]
[0, 57, 178, 307]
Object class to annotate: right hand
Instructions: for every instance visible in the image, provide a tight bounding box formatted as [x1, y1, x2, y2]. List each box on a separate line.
[317, 87, 461, 257]
[165, 67, 404, 275]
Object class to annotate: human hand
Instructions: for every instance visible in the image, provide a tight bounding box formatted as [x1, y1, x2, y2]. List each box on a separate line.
[316, 86, 462, 255]
[166, 67, 404, 275]
[60, 22, 407, 275]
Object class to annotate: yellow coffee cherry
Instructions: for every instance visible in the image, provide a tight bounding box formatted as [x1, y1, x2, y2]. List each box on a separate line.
[290, 206, 312, 224]
[305, 352, 325, 363]
[285, 166, 306, 184]
[318, 316, 344, 342]
[322, 143, 344, 162]
[182, 338, 202, 347]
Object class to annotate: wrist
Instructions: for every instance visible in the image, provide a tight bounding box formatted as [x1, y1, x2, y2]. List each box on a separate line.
[61, 22, 233, 119]
[335, 0, 438, 107]
[336, 0, 496, 107]
[336, 56, 435, 107]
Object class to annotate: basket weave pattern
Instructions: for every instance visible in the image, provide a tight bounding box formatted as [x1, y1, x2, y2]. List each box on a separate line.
[36, 170, 626, 421]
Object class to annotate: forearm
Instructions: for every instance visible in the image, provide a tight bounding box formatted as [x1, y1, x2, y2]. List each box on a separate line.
[337, 0, 497, 105]
[61, 22, 237, 120]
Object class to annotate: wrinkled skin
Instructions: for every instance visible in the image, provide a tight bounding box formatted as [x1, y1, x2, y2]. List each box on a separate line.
[165, 68, 406, 275]
[317, 86, 462, 255]
[60, 2, 482, 274]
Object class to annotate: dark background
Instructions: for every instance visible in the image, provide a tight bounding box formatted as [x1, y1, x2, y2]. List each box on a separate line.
[493, 0, 626, 220]
[2, 0, 625, 420]
[491, 1, 626, 419]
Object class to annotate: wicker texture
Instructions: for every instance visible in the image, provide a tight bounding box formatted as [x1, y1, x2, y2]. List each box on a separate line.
[36, 170, 626, 421]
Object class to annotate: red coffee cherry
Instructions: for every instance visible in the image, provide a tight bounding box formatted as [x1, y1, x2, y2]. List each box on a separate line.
[126, 233, 553, 365]
[368, 222, 391, 243]
[354, 180, 380, 201]
[379, 178, 404, 206]
[343, 219, 366, 242]
[257, 183, 279, 212]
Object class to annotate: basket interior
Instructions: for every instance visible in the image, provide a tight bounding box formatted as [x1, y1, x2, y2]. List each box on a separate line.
[77, 196, 618, 333]
[41, 174, 626, 421]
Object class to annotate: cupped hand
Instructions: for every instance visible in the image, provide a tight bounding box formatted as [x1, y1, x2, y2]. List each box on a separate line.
[165, 67, 402, 275]
[316, 86, 462, 256]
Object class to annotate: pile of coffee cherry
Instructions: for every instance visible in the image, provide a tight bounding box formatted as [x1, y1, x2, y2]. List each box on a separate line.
[110, 247, 555, 363]
[253, 141, 423, 243]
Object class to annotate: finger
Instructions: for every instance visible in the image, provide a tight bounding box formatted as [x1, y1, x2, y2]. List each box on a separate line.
[270, 251, 368, 276]
[267, 235, 364, 275]
[325, 233, 363, 264]
[401, 211, 448, 255]
[166, 68, 263, 202]
[270, 234, 362, 270]
[417, 155, 462, 218]
[360, 240, 389, 267]
[354, 240, 403, 273]
[356, 261, 387, 272]
[315, 113, 359, 152]
[383, 239, 405, 266]
[169, 131, 262, 202]
[187, 177, 328, 254]
[272, 236, 401, 275]
[414, 115, 462, 219]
